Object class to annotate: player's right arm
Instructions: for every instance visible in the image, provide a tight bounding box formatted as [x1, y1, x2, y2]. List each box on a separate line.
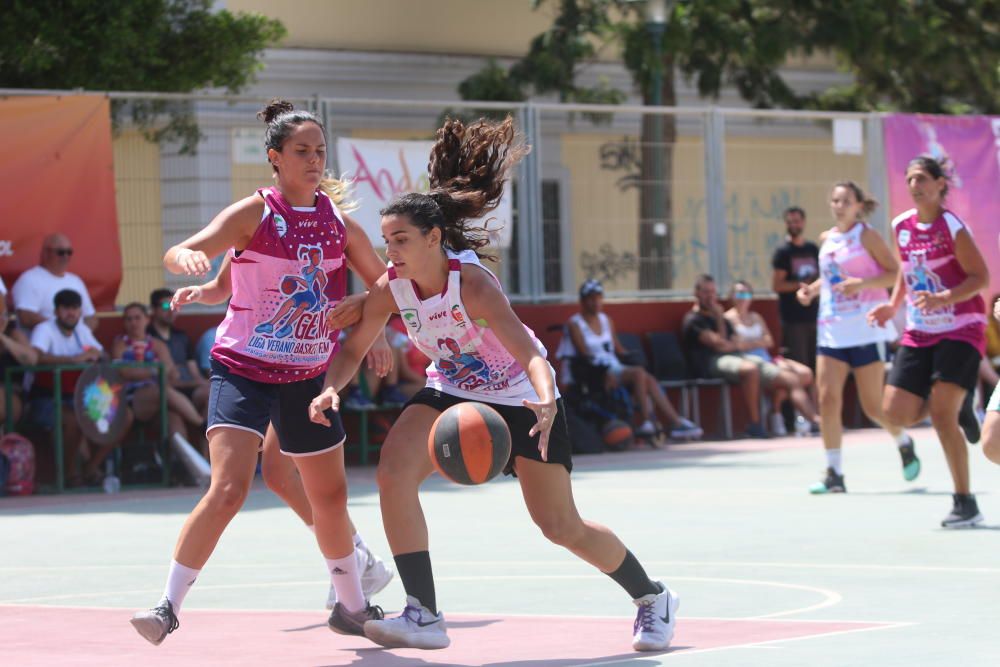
[164, 196, 263, 276]
[309, 277, 397, 424]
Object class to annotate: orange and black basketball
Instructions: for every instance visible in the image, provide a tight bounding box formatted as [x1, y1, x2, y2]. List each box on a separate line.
[428, 402, 512, 485]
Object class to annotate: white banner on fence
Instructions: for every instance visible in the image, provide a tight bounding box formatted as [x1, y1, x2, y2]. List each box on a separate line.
[335, 138, 512, 248]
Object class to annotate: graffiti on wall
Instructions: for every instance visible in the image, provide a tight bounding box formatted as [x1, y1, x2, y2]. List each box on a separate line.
[598, 136, 643, 192]
[580, 243, 639, 284]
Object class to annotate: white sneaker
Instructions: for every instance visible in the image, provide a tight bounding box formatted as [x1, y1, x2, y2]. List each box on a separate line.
[635, 420, 657, 437]
[632, 583, 679, 652]
[769, 413, 787, 436]
[669, 418, 703, 441]
[326, 544, 396, 609]
[364, 595, 450, 650]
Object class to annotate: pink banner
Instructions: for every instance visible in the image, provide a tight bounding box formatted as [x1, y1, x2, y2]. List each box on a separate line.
[884, 113, 1000, 298]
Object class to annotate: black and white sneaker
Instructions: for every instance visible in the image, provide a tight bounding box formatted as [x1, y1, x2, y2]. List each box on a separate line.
[959, 391, 981, 445]
[809, 467, 846, 494]
[328, 601, 384, 636]
[941, 494, 984, 528]
[130, 599, 179, 646]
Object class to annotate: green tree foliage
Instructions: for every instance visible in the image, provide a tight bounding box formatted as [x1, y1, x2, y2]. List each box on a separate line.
[0, 0, 286, 152]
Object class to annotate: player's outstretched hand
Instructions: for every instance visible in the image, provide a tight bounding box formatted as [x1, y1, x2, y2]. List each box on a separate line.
[309, 387, 341, 426]
[523, 398, 556, 462]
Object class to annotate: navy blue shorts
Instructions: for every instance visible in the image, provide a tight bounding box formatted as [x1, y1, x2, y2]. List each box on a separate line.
[817, 342, 887, 368]
[207, 359, 345, 456]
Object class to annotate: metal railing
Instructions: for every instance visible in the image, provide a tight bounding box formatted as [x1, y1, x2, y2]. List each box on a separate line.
[4, 362, 168, 493]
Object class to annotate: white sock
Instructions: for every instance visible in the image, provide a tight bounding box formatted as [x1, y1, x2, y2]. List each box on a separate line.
[326, 553, 365, 612]
[352, 532, 365, 550]
[825, 449, 843, 475]
[893, 431, 910, 446]
[162, 560, 200, 614]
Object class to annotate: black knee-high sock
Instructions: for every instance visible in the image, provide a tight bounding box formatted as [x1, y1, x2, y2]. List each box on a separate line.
[605, 550, 660, 599]
[393, 551, 438, 615]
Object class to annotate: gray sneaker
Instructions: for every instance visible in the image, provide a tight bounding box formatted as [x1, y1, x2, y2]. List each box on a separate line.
[328, 602, 384, 636]
[364, 596, 450, 650]
[130, 599, 179, 646]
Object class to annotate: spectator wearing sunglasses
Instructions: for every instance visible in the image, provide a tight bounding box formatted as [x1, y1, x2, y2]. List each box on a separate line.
[11, 234, 97, 332]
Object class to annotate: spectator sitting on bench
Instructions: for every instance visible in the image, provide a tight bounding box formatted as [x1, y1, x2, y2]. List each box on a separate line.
[562, 279, 702, 440]
[1, 280, 39, 428]
[724, 279, 821, 436]
[340, 322, 423, 409]
[682, 274, 768, 438]
[112, 303, 206, 455]
[27, 289, 115, 486]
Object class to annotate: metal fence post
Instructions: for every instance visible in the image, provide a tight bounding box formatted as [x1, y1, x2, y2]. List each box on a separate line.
[703, 108, 729, 288]
[519, 103, 544, 302]
[865, 113, 889, 236]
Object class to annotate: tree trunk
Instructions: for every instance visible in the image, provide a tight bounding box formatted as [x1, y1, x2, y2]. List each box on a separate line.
[638, 60, 676, 290]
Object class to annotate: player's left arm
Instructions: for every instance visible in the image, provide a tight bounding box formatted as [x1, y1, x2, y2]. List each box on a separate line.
[939, 229, 989, 306]
[462, 266, 556, 456]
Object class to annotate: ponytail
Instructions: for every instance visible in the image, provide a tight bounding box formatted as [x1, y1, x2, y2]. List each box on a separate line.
[380, 116, 529, 260]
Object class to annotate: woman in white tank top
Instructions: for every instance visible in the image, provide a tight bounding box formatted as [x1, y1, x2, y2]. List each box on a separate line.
[561, 279, 701, 441]
[308, 116, 679, 654]
[795, 181, 916, 495]
[724, 279, 819, 435]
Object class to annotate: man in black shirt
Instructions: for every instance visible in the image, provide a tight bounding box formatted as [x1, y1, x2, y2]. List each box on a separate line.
[148, 288, 209, 420]
[681, 275, 769, 438]
[771, 206, 819, 370]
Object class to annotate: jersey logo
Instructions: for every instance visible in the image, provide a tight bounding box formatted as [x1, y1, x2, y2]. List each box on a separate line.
[401, 309, 422, 332]
[450, 304, 467, 327]
[898, 229, 910, 247]
[253, 244, 329, 341]
[274, 213, 287, 238]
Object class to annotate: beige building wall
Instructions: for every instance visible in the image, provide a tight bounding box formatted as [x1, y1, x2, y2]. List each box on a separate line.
[561, 132, 866, 293]
[113, 131, 163, 306]
[228, 0, 559, 56]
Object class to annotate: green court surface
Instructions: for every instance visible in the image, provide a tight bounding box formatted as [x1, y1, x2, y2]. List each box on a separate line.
[2, 425, 998, 666]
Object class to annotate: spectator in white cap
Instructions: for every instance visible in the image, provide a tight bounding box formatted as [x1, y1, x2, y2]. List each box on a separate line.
[562, 279, 703, 440]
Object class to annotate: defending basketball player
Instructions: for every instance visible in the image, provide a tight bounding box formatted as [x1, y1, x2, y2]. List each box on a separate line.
[309, 116, 677, 653]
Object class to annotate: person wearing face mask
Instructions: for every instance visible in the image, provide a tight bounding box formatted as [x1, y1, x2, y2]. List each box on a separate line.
[798, 181, 917, 495]
[724, 280, 819, 437]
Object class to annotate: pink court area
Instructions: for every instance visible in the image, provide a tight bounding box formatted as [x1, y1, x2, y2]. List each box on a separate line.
[4, 605, 889, 666]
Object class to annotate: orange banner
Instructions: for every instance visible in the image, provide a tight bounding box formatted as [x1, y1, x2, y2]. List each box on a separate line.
[0, 95, 121, 310]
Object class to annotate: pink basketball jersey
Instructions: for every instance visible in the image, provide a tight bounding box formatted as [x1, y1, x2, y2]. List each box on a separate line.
[892, 208, 985, 354]
[211, 187, 348, 382]
[388, 249, 556, 406]
[817, 222, 896, 348]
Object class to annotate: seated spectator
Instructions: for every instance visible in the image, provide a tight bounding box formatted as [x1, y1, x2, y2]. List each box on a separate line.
[341, 323, 422, 409]
[682, 274, 769, 438]
[562, 279, 702, 440]
[195, 325, 218, 378]
[147, 288, 210, 420]
[112, 303, 205, 454]
[27, 289, 110, 485]
[1, 285, 39, 428]
[12, 234, 98, 332]
[724, 279, 820, 436]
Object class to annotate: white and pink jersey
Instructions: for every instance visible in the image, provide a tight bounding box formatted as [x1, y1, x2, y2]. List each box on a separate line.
[817, 222, 896, 348]
[388, 249, 556, 406]
[892, 208, 985, 354]
[212, 187, 348, 383]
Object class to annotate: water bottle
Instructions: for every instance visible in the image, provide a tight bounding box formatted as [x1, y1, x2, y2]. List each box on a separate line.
[103, 459, 121, 494]
[794, 415, 810, 438]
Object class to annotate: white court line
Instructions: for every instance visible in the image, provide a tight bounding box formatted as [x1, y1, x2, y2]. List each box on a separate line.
[0, 573, 836, 618]
[575, 620, 915, 665]
[2, 559, 999, 574]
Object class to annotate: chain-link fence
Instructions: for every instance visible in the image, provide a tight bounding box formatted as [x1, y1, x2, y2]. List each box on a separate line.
[2, 90, 886, 308]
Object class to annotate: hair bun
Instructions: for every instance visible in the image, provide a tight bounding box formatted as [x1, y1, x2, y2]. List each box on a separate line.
[257, 99, 295, 124]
